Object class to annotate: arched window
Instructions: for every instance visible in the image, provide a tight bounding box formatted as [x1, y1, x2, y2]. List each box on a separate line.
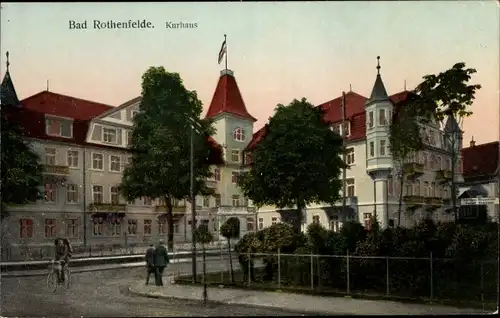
[233, 127, 245, 142]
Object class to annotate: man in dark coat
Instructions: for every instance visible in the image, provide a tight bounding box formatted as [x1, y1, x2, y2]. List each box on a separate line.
[153, 239, 170, 286]
[144, 244, 155, 285]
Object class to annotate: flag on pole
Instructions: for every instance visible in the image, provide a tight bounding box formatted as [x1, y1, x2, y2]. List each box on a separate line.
[218, 39, 227, 64]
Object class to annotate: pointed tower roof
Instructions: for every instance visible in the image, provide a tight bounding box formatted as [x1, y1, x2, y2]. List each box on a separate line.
[1, 51, 21, 107]
[365, 56, 389, 106]
[205, 69, 257, 122]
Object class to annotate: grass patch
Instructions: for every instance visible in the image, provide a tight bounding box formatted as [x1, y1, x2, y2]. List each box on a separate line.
[175, 269, 497, 312]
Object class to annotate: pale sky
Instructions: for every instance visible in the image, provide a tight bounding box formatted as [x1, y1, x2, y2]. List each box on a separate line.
[1, 1, 499, 144]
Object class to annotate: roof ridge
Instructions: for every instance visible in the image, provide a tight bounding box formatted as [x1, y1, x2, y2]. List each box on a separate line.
[22, 90, 114, 109]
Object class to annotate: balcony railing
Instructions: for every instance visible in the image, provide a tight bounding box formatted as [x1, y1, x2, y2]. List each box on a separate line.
[154, 205, 186, 213]
[43, 164, 69, 176]
[89, 203, 127, 212]
[205, 180, 218, 188]
[403, 195, 425, 207]
[403, 162, 425, 176]
[436, 169, 452, 183]
[425, 197, 443, 206]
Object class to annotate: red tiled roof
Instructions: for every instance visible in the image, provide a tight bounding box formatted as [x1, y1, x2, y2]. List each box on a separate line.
[461, 141, 499, 180]
[244, 90, 413, 152]
[6, 90, 225, 163]
[22, 91, 114, 120]
[205, 71, 257, 122]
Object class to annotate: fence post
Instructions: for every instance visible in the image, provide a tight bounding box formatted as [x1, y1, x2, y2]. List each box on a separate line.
[346, 250, 350, 294]
[430, 252, 433, 300]
[310, 252, 314, 290]
[277, 248, 281, 289]
[247, 252, 251, 285]
[386, 256, 389, 295]
[480, 262, 484, 312]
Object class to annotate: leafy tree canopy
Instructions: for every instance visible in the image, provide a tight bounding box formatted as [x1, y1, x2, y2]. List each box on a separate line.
[238, 98, 345, 216]
[1, 109, 43, 217]
[413, 62, 481, 122]
[194, 224, 213, 245]
[389, 102, 424, 163]
[120, 66, 216, 202]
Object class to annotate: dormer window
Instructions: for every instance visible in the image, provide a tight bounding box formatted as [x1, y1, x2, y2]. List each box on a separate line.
[45, 117, 73, 138]
[330, 124, 341, 135]
[331, 122, 350, 137]
[103, 127, 118, 144]
[233, 127, 245, 142]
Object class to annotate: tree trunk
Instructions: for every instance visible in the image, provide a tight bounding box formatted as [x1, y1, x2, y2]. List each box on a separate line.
[165, 195, 174, 251]
[397, 170, 404, 227]
[450, 132, 458, 223]
[228, 238, 234, 283]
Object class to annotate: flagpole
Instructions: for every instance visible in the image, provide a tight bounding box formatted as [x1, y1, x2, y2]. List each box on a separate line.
[224, 34, 227, 71]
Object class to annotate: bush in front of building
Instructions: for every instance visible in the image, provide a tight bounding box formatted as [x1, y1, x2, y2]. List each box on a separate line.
[233, 218, 498, 302]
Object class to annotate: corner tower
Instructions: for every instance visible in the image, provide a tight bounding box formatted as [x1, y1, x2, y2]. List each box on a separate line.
[206, 69, 257, 163]
[364, 56, 393, 228]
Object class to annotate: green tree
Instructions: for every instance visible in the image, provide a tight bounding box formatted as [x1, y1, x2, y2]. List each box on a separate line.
[1, 109, 43, 219]
[238, 98, 345, 231]
[120, 67, 216, 250]
[389, 95, 425, 226]
[194, 223, 213, 288]
[413, 62, 481, 222]
[220, 217, 240, 283]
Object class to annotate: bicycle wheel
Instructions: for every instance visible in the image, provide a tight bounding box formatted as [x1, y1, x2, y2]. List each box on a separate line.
[62, 268, 71, 289]
[46, 271, 58, 293]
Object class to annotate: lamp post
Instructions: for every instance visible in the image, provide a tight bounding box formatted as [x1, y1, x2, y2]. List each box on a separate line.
[190, 123, 197, 283]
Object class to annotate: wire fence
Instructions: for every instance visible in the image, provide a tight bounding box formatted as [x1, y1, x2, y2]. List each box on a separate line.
[177, 250, 498, 304]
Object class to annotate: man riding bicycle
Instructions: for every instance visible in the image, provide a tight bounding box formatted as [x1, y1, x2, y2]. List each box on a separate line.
[53, 238, 72, 283]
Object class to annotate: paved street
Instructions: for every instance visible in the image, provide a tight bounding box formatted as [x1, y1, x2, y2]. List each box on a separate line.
[1, 260, 313, 317]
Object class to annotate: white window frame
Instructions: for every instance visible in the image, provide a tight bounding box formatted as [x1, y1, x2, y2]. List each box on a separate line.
[231, 171, 240, 184]
[126, 130, 133, 146]
[93, 217, 104, 236]
[346, 178, 355, 197]
[341, 122, 351, 137]
[144, 219, 152, 236]
[91, 153, 104, 171]
[379, 109, 387, 126]
[45, 148, 56, 165]
[231, 149, 241, 163]
[330, 215, 340, 232]
[45, 117, 73, 139]
[67, 150, 79, 168]
[258, 217, 264, 230]
[109, 155, 121, 172]
[102, 127, 118, 144]
[92, 185, 103, 204]
[312, 215, 320, 224]
[346, 147, 355, 165]
[128, 219, 138, 235]
[110, 186, 120, 204]
[232, 195, 240, 207]
[368, 111, 374, 128]
[380, 140, 386, 156]
[131, 110, 139, 120]
[363, 213, 372, 229]
[44, 183, 57, 203]
[66, 219, 78, 238]
[271, 217, 278, 225]
[246, 217, 255, 231]
[369, 141, 375, 157]
[331, 123, 341, 135]
[66, 184, 79, 203]
[233, 127, 245, 142]
[203, 196, 210, 208]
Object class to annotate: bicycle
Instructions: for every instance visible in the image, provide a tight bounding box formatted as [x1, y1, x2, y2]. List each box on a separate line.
[46, 260, 71, 293]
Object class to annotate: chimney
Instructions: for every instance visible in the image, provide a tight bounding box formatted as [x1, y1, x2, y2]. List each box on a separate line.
[470, 136, 475, 147]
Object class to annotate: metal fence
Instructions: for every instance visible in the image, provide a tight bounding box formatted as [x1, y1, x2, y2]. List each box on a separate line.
[185, 250, 498, 305]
